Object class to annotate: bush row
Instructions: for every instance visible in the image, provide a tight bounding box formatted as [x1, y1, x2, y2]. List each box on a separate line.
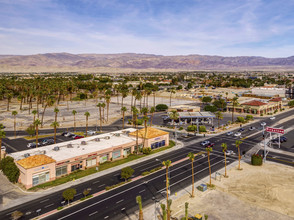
[105, 179, 132, 191]
[141, 166, 162, 176]
[80, 195, 93, 201]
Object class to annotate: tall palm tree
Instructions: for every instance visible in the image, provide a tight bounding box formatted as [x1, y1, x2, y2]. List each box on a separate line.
[101, 102, 106, 123]
[105, 95, 111, 122]
[121, 106, 127, 129]
[149, 106, 155, 126]
[235, 140, 243, 170]
[32, 110, 38, 122]
[50, 121, 59, 144]
[0, 125, 6, 161]
[169, 110, 179, 143]
[6, 91, 13, 111]
[187, 152, 196, 197]
[72, 110, 77, 132]
[97, 103, 103, 132]
[215, 111, 223, 128]
[169, 88, 176, 106]
[84, 111, 90, 137]
[141, 107, 149, 148]
[162, 160, 172, 220]
[135, 91, 142, 111]
[136, 195, 143, 220]
[12, 111, 18, 138]
[206, 147, 213, 186]
[132, 107, 139, 153]
[232, 95, 239, 123]
[34, 119, 41, 147]
[41, 95, 55, 127]
[54, 107, 59, 122]
[221, 143, 228, 177]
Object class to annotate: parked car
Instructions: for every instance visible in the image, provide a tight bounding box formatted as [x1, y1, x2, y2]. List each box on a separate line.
[280, 136, 287, 142]
[234, 132, 241, 137]
[61, 132, 69, 136]
[27, 143, 37, 148]
[74, 135, 84, 139]
[42, 139, 54, 145]
[249, 126, 256, 131]
[227, 131, 233, 136]
[87, 130, 96, 136]
[200, 140, 211, 146]
[270, 116, 276, 120]
[67, 133, 76, 138]
[238, 128, 245, 132]
[226, 150, 234, 155]
[260, 122, 266, 126]
[64, 132, 73, 137]
[1, 146, 6, 151]
[206, 143, 215, 148]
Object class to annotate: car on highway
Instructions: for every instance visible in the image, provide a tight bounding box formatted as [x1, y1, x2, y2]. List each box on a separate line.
[200, 140, 211, 146]
[249, 126, 256, 131]
[226, 150, 234, 155]
[227, 131, 233, 136]
[280, 136, 287, 142]
[238, 128, 245, 132]
[234, 132, 241, 137]
[74, 135, 84, 139]
[260, 122, 266, 126]
[270, 116, 276, 120]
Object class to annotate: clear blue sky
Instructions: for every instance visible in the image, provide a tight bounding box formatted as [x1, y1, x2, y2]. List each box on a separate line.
[1, 0, 294, 57]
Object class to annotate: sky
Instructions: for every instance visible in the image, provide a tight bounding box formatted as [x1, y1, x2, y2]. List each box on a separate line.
[1, 0, 294, 57]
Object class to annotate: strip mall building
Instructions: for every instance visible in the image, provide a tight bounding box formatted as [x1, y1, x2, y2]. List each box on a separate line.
[10, 127, 169, 189]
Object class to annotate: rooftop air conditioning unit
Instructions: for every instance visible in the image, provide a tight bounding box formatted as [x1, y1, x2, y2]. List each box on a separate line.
[67, 144, 73, 148]
[24, 153, 30, 158]
[81, 141, 87, 145]
[105, 136, 110, 140]
[54, 146, 60, 151]
[115, 133, 120, 137]
[95, 138, 100, 142]
[42, 150, 46, 154]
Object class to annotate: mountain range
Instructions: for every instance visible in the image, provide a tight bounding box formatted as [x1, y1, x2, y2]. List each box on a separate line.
[0, 53, 294, 73]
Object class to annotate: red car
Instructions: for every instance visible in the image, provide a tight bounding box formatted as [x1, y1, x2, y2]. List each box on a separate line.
[74, 135, 84, 139]
[207, 143, 215, 148]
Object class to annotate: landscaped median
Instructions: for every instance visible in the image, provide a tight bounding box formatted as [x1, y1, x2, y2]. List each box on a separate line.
[28, 140, 175, 191]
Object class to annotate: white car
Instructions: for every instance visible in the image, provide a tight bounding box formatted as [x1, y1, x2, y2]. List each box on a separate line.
[249, 126, 255, 131]
[234, 132, 241, 137]
[64, 132, 74, 137]
[270, 117, 275, 120]
[227, 131, 233, 136]
[87, 130, 96, 136]
[1, 146, 6, 151]
[260, 122, 266, 126]
[226, 150, 234, 155]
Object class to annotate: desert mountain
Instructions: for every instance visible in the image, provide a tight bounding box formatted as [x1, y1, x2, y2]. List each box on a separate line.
[0, 53, 294, 72]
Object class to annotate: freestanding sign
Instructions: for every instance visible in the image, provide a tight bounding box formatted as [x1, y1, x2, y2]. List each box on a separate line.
[266, 127, 284, 134]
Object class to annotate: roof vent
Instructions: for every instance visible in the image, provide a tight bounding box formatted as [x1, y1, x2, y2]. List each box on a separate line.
[24, 153, 30, 158]
[115, 133, 120, 137]
[95, 138, 100, 142]
[42, 150, 46, 154]
[81, 141, 87, 145]
[105, 136, 110, 140]
[53, 146, 60, 151]
[67, 144, 73, 148]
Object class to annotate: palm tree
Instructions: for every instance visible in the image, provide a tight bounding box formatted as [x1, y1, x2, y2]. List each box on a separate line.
[34, 119, 41, 147]
[105, 95, 111, 122]
[206, 147, 213, 186]
[169, 110, 179, 144]
[84, 111, 90, 137]
[215, 111, 223, 128]
[41, 95, 55, 127]
[162, 160, 172, 220]
[72, 110, 77, 132]
[187, 152, 196, 197]
[0, 125, 6, 161]
[121, 106, 127, 129]
[101, 102, 106, 123]
[132, 107, 139, 153]
[142, 115, 149, 148]
[32, 110, 38, 122]
[6, 91, 13, 111]
[50, 121, 59, 144]
[149, 106, 155, 126]
[12, 111, 18, 138]
[161, 203, 167, 220]
[232, 95, 239, 123]
[54, 107, 59, 122]
[221, 143, 228, 177]
[97, 103, 103, 132]
[235, 140, 243, 170]
[136, 195, 143, 220]
[169, 88, 176, 106]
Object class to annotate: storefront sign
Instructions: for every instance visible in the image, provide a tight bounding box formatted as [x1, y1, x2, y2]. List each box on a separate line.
[266, 127, 284, 134]
[34, 166, 49, 171]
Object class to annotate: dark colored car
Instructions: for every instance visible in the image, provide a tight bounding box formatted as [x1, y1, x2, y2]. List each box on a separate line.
[280, 136, 287, 142]
[61, 132, 69, 136]
[43, 139, 54, 145]
[68, 133, 76, 138]
[207, 143, 215, 148]
[238, 128, 245, 132]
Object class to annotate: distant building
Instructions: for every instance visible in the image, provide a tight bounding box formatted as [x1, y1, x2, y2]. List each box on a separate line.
[251, 86, 286, 97]
[168, 105, 200, 112]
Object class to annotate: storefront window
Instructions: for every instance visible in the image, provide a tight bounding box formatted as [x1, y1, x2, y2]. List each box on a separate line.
[99, 154, 108, 163]
[86, 158, 96, 167]
[56, 166, 67, 177]
[113, 150, 121, 159]
[32, 172, 50, 186]
[123, 148, 131, 157]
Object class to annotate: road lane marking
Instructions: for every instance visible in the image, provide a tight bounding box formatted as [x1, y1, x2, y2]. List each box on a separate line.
[45, 203, 54, 208]
[98, 184, 105, 187]
[116, 199, 124, 204]
[104, 216, 109, 219]
[93, 180, 100, 184]
[121, 208, 126, 211]
[76, 193, 82, 196]
[1, 140, 18, 152]
[267, 156, 294, 165]
[40, 199, 50, 203]
[89, 211, 98, 216]
[139, 189, 145, 193]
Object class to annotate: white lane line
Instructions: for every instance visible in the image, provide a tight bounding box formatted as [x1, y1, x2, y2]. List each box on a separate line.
[104, 216, 109, 219]
[45, 203, 54, 208]
[6, 211, 14, 216]
[76, 193, 82, 196]
[116, 199, 124, 204]
[93, 180, 100, 184]
[1, 140, 18, 152]
[98, 184, 105, 187]
[40, 199, 50, 203]
[89, 211, 98, 216]
[139, 189, 145, 193]
[121, 208, 126, 211]
[113, 174, 119, 176]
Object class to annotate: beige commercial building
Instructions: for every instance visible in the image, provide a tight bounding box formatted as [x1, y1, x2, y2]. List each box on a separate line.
[168, 105, 200, 112]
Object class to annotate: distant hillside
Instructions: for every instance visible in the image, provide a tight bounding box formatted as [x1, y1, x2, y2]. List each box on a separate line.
[0, 53, 294, 72]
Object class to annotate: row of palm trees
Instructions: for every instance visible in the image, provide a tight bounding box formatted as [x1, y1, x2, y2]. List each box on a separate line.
[136, 139, 243, 220]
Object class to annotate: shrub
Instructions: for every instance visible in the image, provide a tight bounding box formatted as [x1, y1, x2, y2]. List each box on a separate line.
[260, 113, 263, 116]
[25, 124, 35, 137]
[78, 92, 88, 100]
[155, 104, 168, 112]
[141, 171, 150, 176]
[204, 105, 217, 112]
[141, 166, 162, 176]
[179, 126, 183, 130]
[274, 109, 278, 113]
[236, 116, 245, 123]
[187, 125, 197, 132]
[57, 206, 64, 210]
[121, 166, 134, 182]
[142, 147, 152, 155]
[245, 115, 253, 121]
[288, 100, 294, 107]
[105, 179, 131, 191]
[251, 154, 263, 166]
[0, 156, 20, 183]
[199, 126, 206, 132]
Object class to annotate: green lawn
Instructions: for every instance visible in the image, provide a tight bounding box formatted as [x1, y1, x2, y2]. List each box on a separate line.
[28, 140, 175, 191]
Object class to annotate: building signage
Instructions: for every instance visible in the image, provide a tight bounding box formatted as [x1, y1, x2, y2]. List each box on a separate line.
[154, 137, 161, 141]
[34, 165, 49, 171]
[266, 127, 284, 134]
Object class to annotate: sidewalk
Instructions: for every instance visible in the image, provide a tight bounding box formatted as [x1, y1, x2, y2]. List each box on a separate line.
[0, 140, 184, 212]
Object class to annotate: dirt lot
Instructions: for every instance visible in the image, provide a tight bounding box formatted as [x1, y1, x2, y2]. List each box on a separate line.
[171, 162, 294, 220]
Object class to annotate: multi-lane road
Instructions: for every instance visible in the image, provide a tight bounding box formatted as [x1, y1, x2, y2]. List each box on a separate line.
[1, 109, 294, 219]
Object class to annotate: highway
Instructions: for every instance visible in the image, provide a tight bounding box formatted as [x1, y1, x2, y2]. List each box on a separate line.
[0, 109, 294, 219]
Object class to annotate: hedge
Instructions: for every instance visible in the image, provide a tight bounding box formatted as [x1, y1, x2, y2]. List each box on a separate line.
[251, 154, 263, 166]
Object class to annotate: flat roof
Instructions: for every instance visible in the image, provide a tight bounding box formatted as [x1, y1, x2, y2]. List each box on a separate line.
[177, 112, 215, 118]
[129, 127, 169, 139]
[10, 128, 138, 163]
[17, 155, 56, 169]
